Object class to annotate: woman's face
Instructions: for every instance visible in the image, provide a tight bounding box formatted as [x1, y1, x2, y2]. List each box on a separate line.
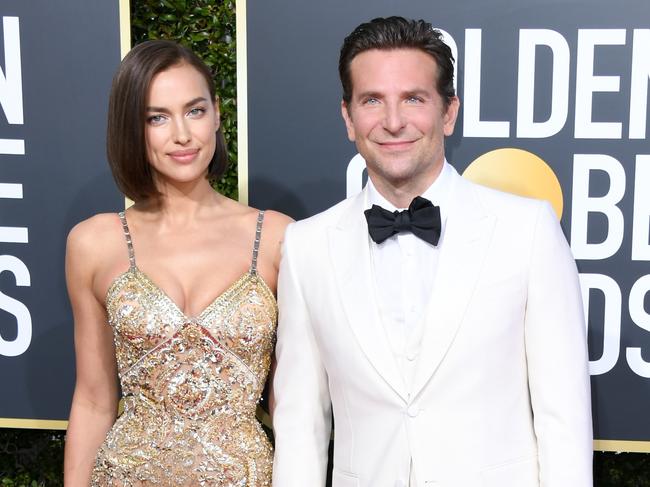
[144, 62, 219, 188]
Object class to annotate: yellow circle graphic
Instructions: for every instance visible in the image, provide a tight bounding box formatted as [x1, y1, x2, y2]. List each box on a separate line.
[462, 148, 563, 220]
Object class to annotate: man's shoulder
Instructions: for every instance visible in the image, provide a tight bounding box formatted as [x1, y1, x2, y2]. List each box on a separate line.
[287, 192, 362, 238]
[456, 173, 548, 218]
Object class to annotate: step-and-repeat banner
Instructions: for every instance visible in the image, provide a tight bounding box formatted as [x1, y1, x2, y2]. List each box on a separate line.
[1, 0, 648, 452]
[243, 0, 650, 451]
[0, 1, 124, 428]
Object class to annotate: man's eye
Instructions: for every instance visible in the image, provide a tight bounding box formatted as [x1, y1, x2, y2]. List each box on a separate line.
[363, 98, 379, 105]
[406, 96, 422, 103]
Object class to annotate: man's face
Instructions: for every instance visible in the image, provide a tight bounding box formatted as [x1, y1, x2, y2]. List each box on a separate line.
[342, 48, 459, 196]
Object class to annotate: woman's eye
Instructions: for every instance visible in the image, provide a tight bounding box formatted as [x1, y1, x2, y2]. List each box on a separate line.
[188, 107, 206, 117]
[147, 114, 166, 125]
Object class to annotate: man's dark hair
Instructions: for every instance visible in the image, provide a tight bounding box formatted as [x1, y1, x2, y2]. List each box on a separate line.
[339, 16, 455, 107]
[107, 40, 228, 202]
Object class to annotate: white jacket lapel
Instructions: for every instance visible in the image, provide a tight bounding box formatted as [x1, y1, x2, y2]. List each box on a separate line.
[328, 189, 409, 402]
[412, 174, 496, 398]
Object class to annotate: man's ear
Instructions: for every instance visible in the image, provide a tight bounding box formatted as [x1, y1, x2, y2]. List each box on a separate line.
[443, 96, 460, 137]
[341, 100, 356, 142]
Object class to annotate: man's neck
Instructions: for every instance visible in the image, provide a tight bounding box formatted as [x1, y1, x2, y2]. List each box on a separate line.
[368, 163, 445, 209]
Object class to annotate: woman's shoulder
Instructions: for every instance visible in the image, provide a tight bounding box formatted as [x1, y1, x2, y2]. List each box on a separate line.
[67, 212, 123, 258]
[68, 212, 121, 240]
[261, 209, 293, 234]
[221, 197, 292, 235]
[230, 205, 292, 256]
[245, 209, 292, 249]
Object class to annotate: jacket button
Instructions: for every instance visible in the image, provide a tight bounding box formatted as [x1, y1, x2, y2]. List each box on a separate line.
[407, 405, 419, 417]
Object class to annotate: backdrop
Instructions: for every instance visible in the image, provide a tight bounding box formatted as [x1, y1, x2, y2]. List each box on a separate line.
[1, 0, 648, 454]
[242, 0, 650, 452]
[0, 1, 124, 428]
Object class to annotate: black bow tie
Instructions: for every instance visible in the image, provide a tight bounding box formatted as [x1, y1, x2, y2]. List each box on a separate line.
[364, 196, 441, 245]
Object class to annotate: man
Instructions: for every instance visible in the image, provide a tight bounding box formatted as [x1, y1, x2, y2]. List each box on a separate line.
[272, 16, 592, 487]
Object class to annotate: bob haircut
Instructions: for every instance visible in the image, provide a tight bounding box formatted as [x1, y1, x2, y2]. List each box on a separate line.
[339, 16, 456, 108]
[107, 40, 228, 202]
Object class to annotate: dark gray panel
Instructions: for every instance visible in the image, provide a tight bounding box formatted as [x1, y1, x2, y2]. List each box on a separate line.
[0, 1, 122, 421]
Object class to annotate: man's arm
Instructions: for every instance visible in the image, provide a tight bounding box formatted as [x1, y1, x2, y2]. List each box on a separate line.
[525, 202, 593, 486]
[272, 223, 332, 486]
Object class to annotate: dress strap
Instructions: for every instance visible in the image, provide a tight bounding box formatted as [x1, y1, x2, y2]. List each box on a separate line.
[250, 210, 265, 275]
[118, 211, 136, 269]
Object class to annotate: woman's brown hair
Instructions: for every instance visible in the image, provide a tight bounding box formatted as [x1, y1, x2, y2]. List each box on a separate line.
[107, 40, 228, 201]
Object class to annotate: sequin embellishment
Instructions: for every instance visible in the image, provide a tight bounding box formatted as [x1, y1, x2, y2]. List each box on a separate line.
[90, 211, 276, 486]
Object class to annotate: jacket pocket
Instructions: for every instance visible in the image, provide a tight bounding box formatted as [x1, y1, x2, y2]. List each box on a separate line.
[481, 455, 539, 487]
[332, 468, 361, 487]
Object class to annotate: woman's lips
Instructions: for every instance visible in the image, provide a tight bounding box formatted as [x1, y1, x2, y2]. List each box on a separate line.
[168, 148, 199, 163]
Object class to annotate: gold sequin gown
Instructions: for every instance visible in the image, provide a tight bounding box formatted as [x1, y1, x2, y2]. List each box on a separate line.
[90, 211, 276, 486]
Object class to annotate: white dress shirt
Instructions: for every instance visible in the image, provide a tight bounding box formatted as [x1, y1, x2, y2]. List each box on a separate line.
[366, 161, 452, 391]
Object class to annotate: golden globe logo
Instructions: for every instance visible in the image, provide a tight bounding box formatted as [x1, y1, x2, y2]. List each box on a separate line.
[462, 148, 563, 220]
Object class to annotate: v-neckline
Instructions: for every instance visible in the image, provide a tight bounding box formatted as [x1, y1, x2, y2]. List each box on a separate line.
[111, 210, 275, 323]
[134, 267, 253, 322]
[105, 266, 276, 324]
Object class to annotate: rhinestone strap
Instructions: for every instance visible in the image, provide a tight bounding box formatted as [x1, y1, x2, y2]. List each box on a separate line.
[118, 211, 136, 269]
[250, 210, 265, 275]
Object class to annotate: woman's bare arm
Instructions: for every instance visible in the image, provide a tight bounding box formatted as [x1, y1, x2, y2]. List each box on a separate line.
[63, 219, 119, 486]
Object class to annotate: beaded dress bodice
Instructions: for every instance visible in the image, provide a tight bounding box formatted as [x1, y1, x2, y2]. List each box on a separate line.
[90, 211, 276, 486]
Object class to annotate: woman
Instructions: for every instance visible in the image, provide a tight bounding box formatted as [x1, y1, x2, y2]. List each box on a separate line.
[63, 40, 290, 486]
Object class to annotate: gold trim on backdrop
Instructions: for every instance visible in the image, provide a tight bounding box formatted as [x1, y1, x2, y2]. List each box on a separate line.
[594, 439, 650, 453]
[236, 0, 249, 204]
[119, 0, 133, 209]
[119, 0, 131, 59]
[0, 418, 68, 430]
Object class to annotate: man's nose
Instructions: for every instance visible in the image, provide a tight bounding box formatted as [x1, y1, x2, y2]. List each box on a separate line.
[382, 103, 406, 133]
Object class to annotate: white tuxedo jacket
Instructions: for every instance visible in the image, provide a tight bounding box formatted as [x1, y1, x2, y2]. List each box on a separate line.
[272, 169, 593, 487]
